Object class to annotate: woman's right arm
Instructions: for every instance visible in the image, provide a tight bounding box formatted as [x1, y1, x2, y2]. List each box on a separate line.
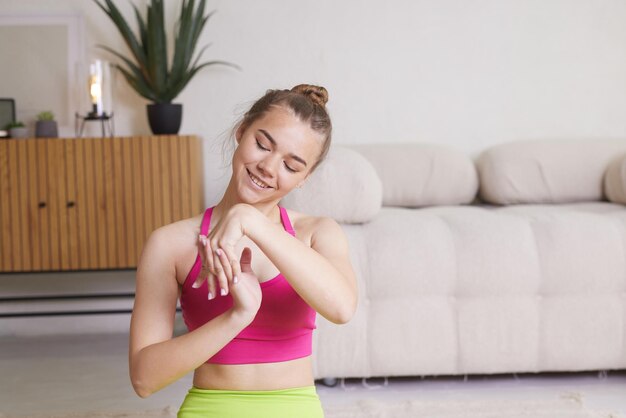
[128, 227, 252, 398]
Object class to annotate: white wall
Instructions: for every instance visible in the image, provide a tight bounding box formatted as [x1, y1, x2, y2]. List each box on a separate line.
[2, 0, 626, 200]
[0, 24, 69, 123]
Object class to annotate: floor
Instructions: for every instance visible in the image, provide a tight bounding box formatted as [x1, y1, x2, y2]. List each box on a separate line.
[1, 332, 625, 416]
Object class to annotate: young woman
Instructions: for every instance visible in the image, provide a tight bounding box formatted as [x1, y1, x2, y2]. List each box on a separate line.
[129, 84, 358, 418]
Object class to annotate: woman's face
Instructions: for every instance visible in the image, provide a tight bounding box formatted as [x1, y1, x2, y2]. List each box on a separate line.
[232, 105, 323, 203]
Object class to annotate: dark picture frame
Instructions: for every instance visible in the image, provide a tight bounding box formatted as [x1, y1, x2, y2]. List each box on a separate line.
[0, 98, 16, 134]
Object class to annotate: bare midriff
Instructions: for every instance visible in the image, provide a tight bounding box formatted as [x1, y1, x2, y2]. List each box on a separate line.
[191, 355, 315, 390]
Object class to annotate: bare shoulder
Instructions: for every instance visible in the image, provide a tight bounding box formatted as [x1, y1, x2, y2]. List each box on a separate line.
[144, 213, 205, 282]
[149, 214, 202, 251]
[283, 208, 344, 248]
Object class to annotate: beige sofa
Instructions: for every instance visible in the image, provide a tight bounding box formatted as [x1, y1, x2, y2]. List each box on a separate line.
[274, 139, 626, 380]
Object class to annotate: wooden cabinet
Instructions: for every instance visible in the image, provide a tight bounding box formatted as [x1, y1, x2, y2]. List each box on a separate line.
[0, 135, 204, 272]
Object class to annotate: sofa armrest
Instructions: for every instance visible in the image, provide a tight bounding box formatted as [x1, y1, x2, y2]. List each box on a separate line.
[280, 146, 382, 223]
[604, 152, 626, 205]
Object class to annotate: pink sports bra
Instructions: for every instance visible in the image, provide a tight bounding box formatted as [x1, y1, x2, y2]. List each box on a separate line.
[179, 206, 317, 364]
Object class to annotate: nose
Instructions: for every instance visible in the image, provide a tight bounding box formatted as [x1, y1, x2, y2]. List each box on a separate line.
[257, 154, 278, 178]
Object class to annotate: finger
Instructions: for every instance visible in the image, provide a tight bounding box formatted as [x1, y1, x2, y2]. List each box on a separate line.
[223, 247, 240, 285]
[193, 235, 209, 289]
[207, 272, 216, 300]
[211, 242, 228, 296]
[217, 247, 234, 285]
[204, 237, 217, 300]
[240, 247, 253, 273]
[194, 263, 210, 289]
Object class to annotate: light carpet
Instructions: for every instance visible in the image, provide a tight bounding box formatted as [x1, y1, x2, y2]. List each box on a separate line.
[0, 391, 622, 418]
[321, 392, 622, 418]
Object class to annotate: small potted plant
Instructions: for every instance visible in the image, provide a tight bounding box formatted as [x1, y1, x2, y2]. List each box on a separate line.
[6, 121, 28, 138]
[35, 111, 58, 138]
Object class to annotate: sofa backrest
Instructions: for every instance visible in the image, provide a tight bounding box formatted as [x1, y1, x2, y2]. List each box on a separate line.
[207, 139, 626, 225]
[476, 139, 626, 204]
[281, 143, 478, 223]
[348, 143, 478, 208]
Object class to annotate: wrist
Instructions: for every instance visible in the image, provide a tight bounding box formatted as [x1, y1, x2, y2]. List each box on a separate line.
[240, 204, 263, 239]
[226, 309, 254, 328]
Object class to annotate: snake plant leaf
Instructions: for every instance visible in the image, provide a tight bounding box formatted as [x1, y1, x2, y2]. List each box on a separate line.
[96, 45, 150, 87]
[190, 45, 241, 75]
[94, 0, 150, 83]
[146, 0, 167, 96]
[165, 40, 212, 94]
[170, 1, 210, 85]
[190, 8, 213, 59]
[189, 44, 211, 69]
[116, 65, 157, 102]
[172, 0, 193, 72]
[97, 45, 156, 101]
[94, 0, 239, 103]
[188, 2, 211, 63]
[164, 60, 239, 102]
[131, 3, 148, 56]
[167, 3, 213, 94]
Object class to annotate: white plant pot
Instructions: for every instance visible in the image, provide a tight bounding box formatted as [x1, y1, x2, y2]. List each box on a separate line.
[9, 127, 28, 138]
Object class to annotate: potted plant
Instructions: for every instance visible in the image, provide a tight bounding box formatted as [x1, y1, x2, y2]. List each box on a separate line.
[35, 111, 58, 138]
[94, 0, 239, 135]
[6, 121, 28, 138]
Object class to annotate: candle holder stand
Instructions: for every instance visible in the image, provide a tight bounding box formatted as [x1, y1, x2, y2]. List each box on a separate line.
[75, 104, 114, 138]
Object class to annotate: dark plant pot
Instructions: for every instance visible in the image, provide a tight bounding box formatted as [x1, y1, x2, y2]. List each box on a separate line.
[35, 121, 58, 138]
[147, 103, 182, 135]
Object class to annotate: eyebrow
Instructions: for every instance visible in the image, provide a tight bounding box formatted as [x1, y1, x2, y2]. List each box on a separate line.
[258, 129, 308, 167]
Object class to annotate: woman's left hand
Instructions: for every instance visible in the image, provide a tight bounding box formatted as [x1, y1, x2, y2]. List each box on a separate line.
[192, 203, 256, 299]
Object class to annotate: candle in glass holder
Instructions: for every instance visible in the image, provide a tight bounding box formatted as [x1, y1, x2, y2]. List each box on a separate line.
[88, 62, 104, 116]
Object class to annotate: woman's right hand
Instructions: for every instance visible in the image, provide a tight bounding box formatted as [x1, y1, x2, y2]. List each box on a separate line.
[229, 247, 262, 322]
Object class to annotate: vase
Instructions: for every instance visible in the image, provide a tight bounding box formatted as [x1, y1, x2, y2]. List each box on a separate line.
[147, 103, 182, 135]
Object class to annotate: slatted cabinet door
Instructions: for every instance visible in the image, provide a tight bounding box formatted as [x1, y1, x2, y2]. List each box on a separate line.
[0, 135, 204, 272]
[0, 138, 59, 271]
[0, 138, 37, 271]
[0, 138, 18, 270]
[72, 137, 101, 270]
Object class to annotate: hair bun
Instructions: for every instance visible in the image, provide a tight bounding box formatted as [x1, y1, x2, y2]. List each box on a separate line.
[291, 84, 329, 108]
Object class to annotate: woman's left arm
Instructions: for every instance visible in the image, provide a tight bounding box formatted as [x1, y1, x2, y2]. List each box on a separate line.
[245, 209, 358, 325]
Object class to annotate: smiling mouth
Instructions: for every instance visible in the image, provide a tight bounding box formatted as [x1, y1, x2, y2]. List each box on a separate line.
[247, 169, 273, 189]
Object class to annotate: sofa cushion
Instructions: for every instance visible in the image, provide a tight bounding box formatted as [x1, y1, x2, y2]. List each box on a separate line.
[348, 143, 478, 207]
[280, 145, 382, 224]
[314, 203, 626, 377]
[604, 152, 626, 205]
[476, 139, 626, 205]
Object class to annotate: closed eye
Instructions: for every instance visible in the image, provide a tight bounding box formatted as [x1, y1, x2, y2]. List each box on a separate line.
[257, 139, 297, 173]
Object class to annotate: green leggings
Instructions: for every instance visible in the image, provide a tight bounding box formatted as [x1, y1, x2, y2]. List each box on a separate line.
[177, 385, 325, 418]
